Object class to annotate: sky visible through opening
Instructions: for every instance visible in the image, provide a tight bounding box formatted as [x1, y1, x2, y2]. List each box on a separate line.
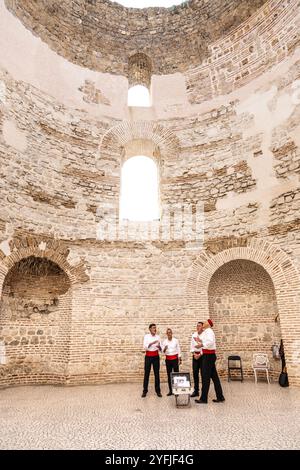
[120, 156, 160, 221]
[128, 85, 151, 107]
[114, 1, 183, 8]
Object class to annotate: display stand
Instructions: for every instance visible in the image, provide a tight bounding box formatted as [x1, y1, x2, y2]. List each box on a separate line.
[171, 372, 192, 408]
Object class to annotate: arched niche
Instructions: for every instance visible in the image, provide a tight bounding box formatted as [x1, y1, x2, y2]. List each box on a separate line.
[208, 259, 281, 379]
[186, 239, 300, 386]
[0, 256, 72, 385]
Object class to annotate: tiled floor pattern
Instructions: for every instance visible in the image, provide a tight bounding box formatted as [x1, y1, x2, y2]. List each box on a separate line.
[0, 381, 299, 449]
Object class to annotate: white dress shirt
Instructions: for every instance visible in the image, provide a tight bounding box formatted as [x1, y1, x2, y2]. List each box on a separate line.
[190, 332, 203, 353]
[161, 337, 181, 357]
[143, 333, 161, 352]
[200, 327, 216, 351]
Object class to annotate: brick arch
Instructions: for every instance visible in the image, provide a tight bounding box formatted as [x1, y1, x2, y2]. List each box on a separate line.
[187, 238, 300, 386]
[99, 121, 180, 163]
[0, 238, 89, 293]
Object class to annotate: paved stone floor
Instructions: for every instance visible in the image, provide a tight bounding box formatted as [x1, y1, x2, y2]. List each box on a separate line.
[0, 381, 299, 449]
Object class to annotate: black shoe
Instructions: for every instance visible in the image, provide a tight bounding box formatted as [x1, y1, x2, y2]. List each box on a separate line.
[212, 397, 225, 402]
[190, 391, 199, 398]
[141, 392, 147, 398]
[157, 392, 162, 397]
[195, 399, 207, 404]
[167, 392, 173, 396]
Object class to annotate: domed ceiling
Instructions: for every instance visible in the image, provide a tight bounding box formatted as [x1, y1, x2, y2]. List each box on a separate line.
[114, 1, 184, 7]
[4, 0, 268, 76]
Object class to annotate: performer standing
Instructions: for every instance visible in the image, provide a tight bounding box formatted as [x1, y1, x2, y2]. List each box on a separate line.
[190, 321, 204, 398]
[142, 323, 162, 398]
[195, 319, 225, 404]
[161, 328, 182, 396]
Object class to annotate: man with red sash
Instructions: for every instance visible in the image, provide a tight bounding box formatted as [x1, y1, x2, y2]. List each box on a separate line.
[161, 328, 181, 396]
[190, 321, 204, 397]
[142, 323, 162, 398]
[195, 319, 225, 404]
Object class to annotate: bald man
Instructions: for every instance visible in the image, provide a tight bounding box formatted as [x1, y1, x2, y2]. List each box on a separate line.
[161, 328, 181, 396]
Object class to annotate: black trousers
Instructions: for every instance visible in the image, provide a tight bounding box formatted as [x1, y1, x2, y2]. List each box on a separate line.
[200, 353, 224, 402]
[192, 355, 203, 393]
[143, 356, 161, 394]
[165, 358, 179, 393]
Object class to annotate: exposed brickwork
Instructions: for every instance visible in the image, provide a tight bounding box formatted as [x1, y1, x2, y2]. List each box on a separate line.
[270, 189, 300, 226]
[78, 80, 111, 106]
[0, 0, 300, 389]
[272, 141, 300, 179]
[162, 160, 256, 206]
[4, 0, 267, 76]
[186, 0, 300, 103]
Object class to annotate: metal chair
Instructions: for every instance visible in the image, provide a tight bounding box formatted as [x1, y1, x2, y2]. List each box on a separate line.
[252, 353, 270, 384]
[228, 355, 243, 382]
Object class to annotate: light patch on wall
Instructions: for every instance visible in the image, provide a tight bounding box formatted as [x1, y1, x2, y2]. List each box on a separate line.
[2, 120, 27, 152]
[0, 341, 7, 365]
[38, 241, 47, 251]
[0, 239, 11, 256]
[0, 80, 6, 103]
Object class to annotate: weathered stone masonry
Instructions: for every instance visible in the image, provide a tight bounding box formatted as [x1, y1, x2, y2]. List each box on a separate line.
[0, 0, 300, 387]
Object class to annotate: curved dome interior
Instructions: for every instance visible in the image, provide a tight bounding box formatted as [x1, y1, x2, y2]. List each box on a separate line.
[4, 0, 268, 75]
[113, 0, 185, 7]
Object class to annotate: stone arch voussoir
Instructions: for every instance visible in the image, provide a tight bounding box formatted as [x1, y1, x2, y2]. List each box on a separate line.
[0, 237, 89, 293]
[99, 121, 180, 163]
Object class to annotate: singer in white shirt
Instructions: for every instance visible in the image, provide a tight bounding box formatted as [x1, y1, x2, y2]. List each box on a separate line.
[161, 328, 181, 396]
[195, 319, 225, 404]
[142, 323, 162, 398]
[190, 321, 204, 397]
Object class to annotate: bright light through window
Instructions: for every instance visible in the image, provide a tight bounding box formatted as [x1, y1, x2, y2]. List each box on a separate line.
[114, 1, 184, 8]
[128, 85, 151, 107]
[120, 156, 160, 221]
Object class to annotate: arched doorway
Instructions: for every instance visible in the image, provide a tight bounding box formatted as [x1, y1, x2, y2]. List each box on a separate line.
[186, 239, 300, 386]
[208, 259, 281, 379]
[0, 256, 71, 385]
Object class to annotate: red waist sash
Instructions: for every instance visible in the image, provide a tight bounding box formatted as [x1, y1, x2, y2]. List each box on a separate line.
[166, 354, 178, 361]
[146, 350, 159, 357]
[202, 349, 216, 354]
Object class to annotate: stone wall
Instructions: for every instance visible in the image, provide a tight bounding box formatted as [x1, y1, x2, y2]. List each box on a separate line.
[186, 0, 300, 103]
[0, 0, 300, 388]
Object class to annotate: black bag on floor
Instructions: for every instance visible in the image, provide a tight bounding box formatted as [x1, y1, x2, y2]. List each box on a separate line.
[279, 371, 289, 387]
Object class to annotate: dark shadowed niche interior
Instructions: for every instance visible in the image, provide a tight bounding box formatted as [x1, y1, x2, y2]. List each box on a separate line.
[0, 256, 72, 385]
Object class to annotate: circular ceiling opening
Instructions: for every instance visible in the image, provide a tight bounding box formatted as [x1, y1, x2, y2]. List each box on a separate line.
[113, 1, 185, 7]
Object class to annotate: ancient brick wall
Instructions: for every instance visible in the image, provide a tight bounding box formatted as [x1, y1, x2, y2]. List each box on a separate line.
[0, 0, 300, 388]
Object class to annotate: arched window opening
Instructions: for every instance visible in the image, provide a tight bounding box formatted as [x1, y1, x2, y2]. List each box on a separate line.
[120, 156, 160, 221]
[128, 53, 152, 107]
[128, 85, 151, 107]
